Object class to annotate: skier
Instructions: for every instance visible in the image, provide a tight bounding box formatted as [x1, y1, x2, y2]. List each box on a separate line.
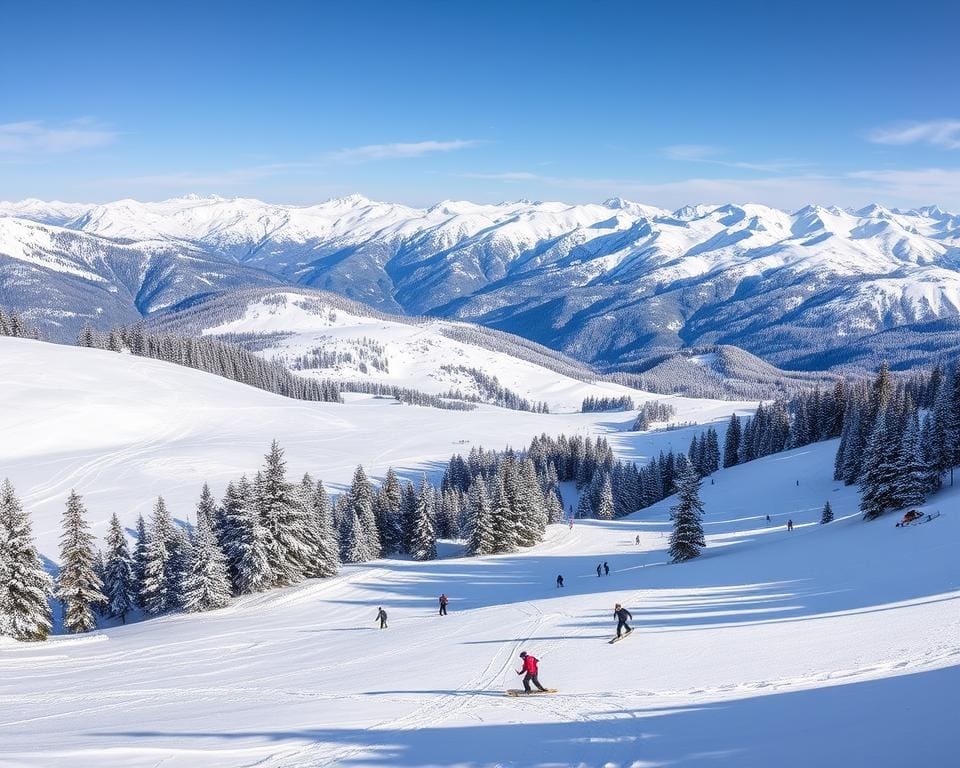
[596, 563, 602, 577]
[439, 593, 448, 616]
[614, 603, 633, 638]
[787, 519, 794, 531]
[556, 574, 564, 588]
[517, 651, 547, 693]
[603, 561, 610, 576]
[635, 534, 640, 545]
[766, 514, 771, 523]
[376, 606, 388, 629]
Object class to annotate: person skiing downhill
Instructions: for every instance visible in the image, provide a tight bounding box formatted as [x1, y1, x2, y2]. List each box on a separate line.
[556, 574, 564, 588]
[376, 607, 387, 629]
[787, 519, 794, 531]
[517, 651, 547, 693]
[603, 561, 610, 576]
[596, 563, 602, 577]
[439, 594, 448, 616]
[614, 603, 633, 638]
[635, 534, 640, 545]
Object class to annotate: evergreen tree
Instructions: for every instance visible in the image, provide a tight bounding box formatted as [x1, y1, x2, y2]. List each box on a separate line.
[141, 496, 175, 614]
[131, 514, 148, 608]
[820, 501, 834, 525]
[165, 526, 192, 611]
[306, 480, 339, 578]
[893, 411, 928, 510]
[258, 441, 312, 586]
[466, 481, 495, 555]
[349, 465, 382, 558]
[103, 513, 136, 623]
[409, 477, 437, 561]
[340, 506, 372, 563]
[859, 411, 899, 520]
[515, 459, 546, 546]
[576, 491, 593, 519]
[56, 491, 105, 633]
[0, 479, 52, 641]
[595, 474, 615, 520]
[377, 468, 405, 555]
[723, 414, 741, 468]
[180, 512, 232, 612]
[669, 466, 706, 563]
[223, 477, 274, 594]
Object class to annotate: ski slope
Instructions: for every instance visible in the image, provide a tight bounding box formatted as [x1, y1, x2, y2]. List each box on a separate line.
[1, 338, 957, 767]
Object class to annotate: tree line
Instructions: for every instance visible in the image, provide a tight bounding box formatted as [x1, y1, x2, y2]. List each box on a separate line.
[0, 307, 40, 339]
[631, 400, 677, 430]
[581, 395, 634, 413]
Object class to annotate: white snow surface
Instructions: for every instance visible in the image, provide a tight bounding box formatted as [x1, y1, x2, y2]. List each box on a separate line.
[1, 338, 957, 767]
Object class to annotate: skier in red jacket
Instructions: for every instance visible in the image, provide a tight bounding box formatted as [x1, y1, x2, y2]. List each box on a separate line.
[517, 651, 548, 693]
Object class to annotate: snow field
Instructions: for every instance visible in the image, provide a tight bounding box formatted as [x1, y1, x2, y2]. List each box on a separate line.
[0, 337, 957, 767]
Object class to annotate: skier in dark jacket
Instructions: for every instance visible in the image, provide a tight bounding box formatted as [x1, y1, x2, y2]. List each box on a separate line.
[517, 651, 547, 693]
[596, 563, 602, 577]
[376, 607, 387, 629]
[614, 603, 633, 638]
[787, 519, 794, 531]
[556, 574, 564, 588]
[603, 561, 610, 576]
[439, 593, 448, 615]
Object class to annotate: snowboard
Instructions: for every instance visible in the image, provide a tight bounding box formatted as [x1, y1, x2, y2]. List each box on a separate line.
[609, 631, 634, 644]
[505, 688, 558, 697]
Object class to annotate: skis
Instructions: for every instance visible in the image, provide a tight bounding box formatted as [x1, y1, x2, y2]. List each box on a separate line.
[505, 688, 558, 697]
[609, 630, 633, 644]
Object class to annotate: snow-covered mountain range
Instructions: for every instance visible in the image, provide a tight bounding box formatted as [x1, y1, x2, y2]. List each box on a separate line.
[2, 194, 959, 370]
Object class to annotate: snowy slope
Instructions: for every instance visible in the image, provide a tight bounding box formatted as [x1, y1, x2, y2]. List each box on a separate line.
[0, 337, 747, 555]
[1, 338, 957, 768]
[151, 287, 677, 412]
[3, 195, 960, 369]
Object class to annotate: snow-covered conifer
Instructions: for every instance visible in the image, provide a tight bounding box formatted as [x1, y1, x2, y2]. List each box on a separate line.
[820, 501, 834, 525]
[103, 513, 136, 623]
[669, 466, 706, 563]
[180, 512, 232, 612]
[141, 496, 175, 614]
[56, 491, 105, 633]
[409, 477, 437, 561]
[0, 479, 52, 641]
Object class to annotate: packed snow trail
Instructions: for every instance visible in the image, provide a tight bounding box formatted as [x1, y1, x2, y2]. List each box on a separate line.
[1, 338, 958, 766]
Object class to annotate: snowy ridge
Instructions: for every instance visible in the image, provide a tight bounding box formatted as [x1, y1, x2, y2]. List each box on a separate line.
[0, 336, 957, 767]
[1, 195, 959, 369]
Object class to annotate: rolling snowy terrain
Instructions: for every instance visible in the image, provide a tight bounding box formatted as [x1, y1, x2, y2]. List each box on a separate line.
[1, 337, 957, 767]
[2, 195, 959, 370]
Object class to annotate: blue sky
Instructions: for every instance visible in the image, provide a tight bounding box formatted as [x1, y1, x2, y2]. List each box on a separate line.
[2, 0, 959, 209]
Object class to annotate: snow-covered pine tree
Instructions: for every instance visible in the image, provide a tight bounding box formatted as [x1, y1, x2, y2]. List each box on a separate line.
[466, 481, 495, 555]
[514, 459, 546, 546]
[669, 466, 706, 563]
[196, 483, 219, 537]
[258, 441, 311, 586]
[545, 485, 565, 524]
[409, 476, 437, 561]
[307, 480, 339, 578]
[723, 414, 741, 468]
[180, 512, 232, 612]
[0, 479, 52, 641]
[377, 468, 404, 555]
[225, 476, 273, 594]
[859, 410, 899, 520]
[141, 496, 175, 614]
[576, 490, 593, 519]
[131, 514, 149, 609]
[349, 465, 382, 559]
[166, 525, 193, 611]
[820, 501, 834, 525]
[103, 513, 136, 623]
[56, 491, 105, 633]
[595, 474, 615, 520]
[341, 505, 373, 563]
[893, 410, 929, 511]
[491, 467, 519, 552]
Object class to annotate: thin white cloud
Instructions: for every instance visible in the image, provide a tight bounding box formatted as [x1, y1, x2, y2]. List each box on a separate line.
[868, 120, 960, 150]
[661, 144, 809, 173]
[327, 139, 484, 163]
[662, 144, 722, 160]
[0, 119, 118, 155]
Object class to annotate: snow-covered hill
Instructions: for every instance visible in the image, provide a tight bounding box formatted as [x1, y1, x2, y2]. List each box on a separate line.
[2, 195, 959, 369]
[1, 337, 956, 767]
[148, 287, 677, 412]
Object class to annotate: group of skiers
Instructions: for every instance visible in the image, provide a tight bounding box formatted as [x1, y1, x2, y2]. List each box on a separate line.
[373, 570, 635, 694]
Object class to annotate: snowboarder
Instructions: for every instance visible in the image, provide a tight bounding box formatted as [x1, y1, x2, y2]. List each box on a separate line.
[787, 519, 794, 531]
[603, 561, 610, 576]
[596, 563, 602, 577]
[556, 574, 564, 588]
[614, 603, 633, 638]
[766, 514, 771, 523]
[517, 651, 547, 693]
[439, 593, 448, 616]
[376, 606, 388, 629]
